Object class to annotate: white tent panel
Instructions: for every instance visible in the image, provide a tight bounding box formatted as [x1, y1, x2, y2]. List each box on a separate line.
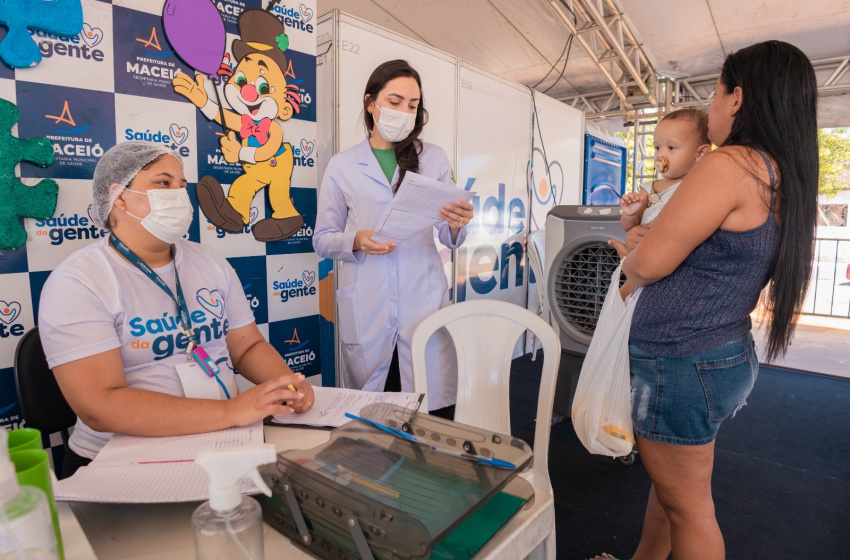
[616, 0, 722, 77]
[622, 0, 850, 78]
[819, 96, 850, 128]
[318, 0, 850, 114]
[335, 17, 458, 161]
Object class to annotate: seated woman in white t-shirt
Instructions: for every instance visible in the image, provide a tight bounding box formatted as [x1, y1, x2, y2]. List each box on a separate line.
[38, 142, 315, 478]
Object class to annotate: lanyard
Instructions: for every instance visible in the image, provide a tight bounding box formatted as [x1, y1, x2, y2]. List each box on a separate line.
[109, 234, 231, 399]
[110, 233, 196, 350]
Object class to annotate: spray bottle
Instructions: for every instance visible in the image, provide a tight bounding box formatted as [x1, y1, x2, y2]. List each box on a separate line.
[192, 443, 277, 560]
[0, 429, 58, 560]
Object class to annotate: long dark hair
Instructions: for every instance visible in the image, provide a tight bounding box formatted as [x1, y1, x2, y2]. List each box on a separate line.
[363, 60, 429, 190]
[720, 40, 818, 361]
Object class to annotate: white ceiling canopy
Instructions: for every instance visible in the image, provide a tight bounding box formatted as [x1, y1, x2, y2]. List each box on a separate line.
[317, 0, 850, 125]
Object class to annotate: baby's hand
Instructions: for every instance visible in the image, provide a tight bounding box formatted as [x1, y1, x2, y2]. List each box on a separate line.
[620, 192, 644, 216]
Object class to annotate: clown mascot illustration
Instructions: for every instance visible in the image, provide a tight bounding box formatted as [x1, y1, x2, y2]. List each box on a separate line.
[171, 9, 303, 242]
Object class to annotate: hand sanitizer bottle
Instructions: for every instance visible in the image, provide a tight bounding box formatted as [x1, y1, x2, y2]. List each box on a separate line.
[192, 443, 277, 560]
[0, 430, 58, 560]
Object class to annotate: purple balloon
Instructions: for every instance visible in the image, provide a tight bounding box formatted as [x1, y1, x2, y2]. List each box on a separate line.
[163, 0, 226, 78]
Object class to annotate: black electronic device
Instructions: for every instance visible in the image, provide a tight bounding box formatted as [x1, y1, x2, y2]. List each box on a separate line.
[258, 403, 534, 560]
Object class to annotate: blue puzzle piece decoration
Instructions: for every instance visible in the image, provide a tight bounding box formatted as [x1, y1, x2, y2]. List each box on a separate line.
[0, 98, 58, 250]
[0, 0, 83, 68]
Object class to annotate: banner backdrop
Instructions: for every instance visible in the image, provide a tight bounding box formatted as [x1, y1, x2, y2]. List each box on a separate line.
[529, 92, 584, 230]
[527, 91, 584, 348]
[456, 64, 531, 310]
[0, 0, 322, 467]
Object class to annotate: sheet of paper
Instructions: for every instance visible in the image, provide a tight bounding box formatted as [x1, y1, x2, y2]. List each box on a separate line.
[271, 386, 422, 428]
[54, 422, 264, 503]
[371, 171, 475, 243]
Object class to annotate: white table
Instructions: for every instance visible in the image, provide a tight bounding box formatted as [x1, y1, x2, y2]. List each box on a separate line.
[61, 424, 551, 559]
[63, 425, 329, 560]
[57, 500, 98, 559]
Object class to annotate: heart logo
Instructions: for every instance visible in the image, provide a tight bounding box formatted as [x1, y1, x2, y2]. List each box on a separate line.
[302, 270, 315, 287]
[300, 139, 314, 157]
[249, 206, 259, 225]
[546, 161, 564, 203]
[196, 289, 225, 319]
[169, 124, 189, 145]
[0, 301, 21, 324]
[530, 148, 565, 206]
[299, 4, 314, 21]
[80, 23, 103, 48]
[85, 204, 107, 232]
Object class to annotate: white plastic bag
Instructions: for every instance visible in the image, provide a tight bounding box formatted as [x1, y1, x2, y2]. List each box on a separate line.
[572, 261, 641, 457]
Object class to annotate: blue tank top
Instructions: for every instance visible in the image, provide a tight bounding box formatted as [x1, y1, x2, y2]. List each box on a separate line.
[630, 150, 781, 357]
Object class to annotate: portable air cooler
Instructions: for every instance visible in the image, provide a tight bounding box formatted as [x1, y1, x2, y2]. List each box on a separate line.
[545, 205, 626, 416]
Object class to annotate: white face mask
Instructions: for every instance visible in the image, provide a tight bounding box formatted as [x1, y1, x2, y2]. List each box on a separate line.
[122, 187, 194, 244]
[374, 104, 417, 143]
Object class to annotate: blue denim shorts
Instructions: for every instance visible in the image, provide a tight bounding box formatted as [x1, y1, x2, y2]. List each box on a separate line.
[629, 334, 758, 445]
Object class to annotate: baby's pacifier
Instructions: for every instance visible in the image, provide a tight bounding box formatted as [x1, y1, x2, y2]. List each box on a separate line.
[654, 155, 669, 174]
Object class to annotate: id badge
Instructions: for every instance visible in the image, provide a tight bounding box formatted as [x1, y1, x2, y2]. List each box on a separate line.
[175, 362, 222, 400]
[176, 346, 236, 400]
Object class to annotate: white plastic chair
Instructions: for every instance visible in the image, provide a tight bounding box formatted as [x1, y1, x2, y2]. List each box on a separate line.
[411, 299, 560, 560]
[526, 229, 549, 361]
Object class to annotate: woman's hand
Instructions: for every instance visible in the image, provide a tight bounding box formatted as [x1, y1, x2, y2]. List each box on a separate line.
[227, 373, 305, 426]
[288, 379, 315, 414]
[441, 200, 474, 231]
[354, 230, 396, 255]
[626, 223, 651, 252]
[609, 223, 652, 258]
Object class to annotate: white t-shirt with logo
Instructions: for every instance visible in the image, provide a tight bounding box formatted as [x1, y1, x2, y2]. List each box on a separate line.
[38, 237, 255, 459]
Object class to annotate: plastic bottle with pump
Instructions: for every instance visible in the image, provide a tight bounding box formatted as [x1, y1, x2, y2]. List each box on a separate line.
[192, 443, 277, 560]
[0, 429, 58, 560]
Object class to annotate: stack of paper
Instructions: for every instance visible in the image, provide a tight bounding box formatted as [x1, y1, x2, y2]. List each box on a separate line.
[54, 422, 264, 503]
[371, 171, 475, 243]
[271, 386, 422, 428]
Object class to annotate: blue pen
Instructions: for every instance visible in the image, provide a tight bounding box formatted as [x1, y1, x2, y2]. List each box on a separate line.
[343, 413, 515, 468]
[344, 413, 421, 442]
[429, 445, 516, 469]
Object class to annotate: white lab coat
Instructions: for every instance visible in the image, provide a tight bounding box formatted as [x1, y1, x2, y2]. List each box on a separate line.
[313, 138, 466, 410]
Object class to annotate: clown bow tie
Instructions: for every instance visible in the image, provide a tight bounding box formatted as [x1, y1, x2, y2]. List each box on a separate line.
[240, 115, 272, 143]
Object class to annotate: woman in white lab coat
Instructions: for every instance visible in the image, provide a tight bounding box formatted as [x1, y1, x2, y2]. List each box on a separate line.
[313, 60, 474, 415]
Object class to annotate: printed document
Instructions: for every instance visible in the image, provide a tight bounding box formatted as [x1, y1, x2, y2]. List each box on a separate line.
[54, 421, 263, 503]
[271, 386, 422, 428]
[371, 171, 475, 243]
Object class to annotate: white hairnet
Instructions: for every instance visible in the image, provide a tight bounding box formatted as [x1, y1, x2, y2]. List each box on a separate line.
[91, 141, 183, 229]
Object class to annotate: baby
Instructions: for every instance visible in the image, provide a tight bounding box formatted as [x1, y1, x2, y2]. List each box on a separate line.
[621, 108, 711, 230]
[618, 109, 711, 299]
